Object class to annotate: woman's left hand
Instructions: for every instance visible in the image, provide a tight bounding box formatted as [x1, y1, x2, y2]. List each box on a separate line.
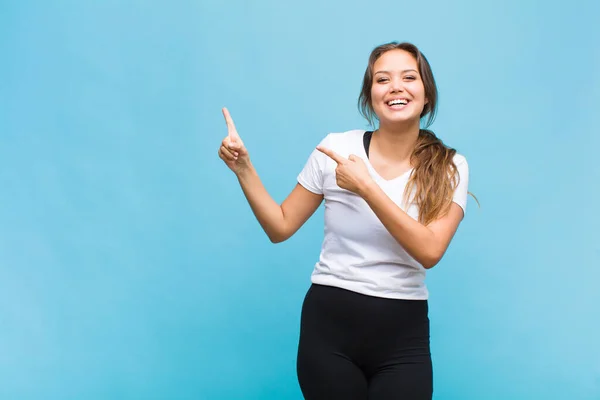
[317, 146, 375, 197]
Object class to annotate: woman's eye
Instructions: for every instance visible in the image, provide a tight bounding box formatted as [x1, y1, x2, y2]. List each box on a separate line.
[377, 78, 388, 83]
[405, 76, 416, 80]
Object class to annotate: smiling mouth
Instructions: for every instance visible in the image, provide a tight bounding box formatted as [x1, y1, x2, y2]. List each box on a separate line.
[386, 99, 409, 109]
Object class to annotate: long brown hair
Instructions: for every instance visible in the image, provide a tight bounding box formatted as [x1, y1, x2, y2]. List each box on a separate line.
[358, 42, 466, 225]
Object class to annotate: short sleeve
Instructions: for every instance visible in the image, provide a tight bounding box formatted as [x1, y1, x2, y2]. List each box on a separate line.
[452, 154, 470, 215]
[297, 134, 331, 195]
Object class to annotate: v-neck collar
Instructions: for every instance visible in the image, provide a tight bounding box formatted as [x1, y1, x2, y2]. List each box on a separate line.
[361, 130, 414, 183]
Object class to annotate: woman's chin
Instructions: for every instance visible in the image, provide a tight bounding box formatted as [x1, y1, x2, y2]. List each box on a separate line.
[378, 114, 421, 127]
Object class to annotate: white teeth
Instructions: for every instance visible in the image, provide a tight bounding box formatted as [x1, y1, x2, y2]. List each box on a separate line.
[388, 99, 408, 106]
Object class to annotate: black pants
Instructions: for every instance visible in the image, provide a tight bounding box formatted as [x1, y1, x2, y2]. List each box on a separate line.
[297, 284, 433, 399]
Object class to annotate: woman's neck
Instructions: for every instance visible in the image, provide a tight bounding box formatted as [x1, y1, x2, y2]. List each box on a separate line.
[372, 120, 420, 163]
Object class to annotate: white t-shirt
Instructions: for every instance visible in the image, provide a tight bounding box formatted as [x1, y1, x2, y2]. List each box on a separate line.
[297, 129, 469, 300]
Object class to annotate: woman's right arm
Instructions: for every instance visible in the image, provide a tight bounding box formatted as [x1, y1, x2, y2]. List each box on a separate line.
[236, 170, 323, 243]
[218, 108, 323, 243]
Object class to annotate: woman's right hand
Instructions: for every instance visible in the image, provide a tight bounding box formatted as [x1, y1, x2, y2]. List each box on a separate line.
[218, 107, 251, 175]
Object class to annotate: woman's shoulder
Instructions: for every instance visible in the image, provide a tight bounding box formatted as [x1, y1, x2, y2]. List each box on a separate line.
[452, 152, 467, 165]
[320, 129, 367, 146]
[451, 152, 469, 179]
[319, 130, 367, 157]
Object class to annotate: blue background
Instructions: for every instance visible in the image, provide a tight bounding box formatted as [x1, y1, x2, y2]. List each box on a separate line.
[1, 0, 599, 399]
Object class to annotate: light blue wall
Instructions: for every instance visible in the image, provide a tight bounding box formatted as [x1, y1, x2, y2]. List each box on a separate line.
[1, 0, 599, 398]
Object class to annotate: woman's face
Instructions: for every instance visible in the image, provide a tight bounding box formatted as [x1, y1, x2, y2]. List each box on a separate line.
[370, 49, 428, 127]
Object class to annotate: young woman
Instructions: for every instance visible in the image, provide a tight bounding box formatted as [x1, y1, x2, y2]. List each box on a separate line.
[218, 42, 470, 399]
